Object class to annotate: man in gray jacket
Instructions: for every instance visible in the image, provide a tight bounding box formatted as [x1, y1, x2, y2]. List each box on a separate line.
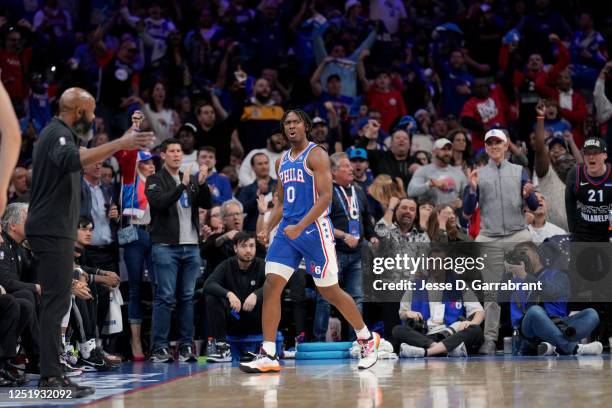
[408, 138, 467, 206]
[462, 129, 539, 354]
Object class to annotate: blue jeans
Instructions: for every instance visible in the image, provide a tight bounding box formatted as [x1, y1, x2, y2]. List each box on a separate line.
[313, 250, 363, 341]
[122, 227, 152, 324]
[151, 244, 201, 350]
[521, 306, 600, 354]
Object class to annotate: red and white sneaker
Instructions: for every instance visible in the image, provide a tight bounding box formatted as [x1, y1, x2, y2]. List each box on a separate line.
[239, 350, 281, 373]
[357, 332, 380, 370]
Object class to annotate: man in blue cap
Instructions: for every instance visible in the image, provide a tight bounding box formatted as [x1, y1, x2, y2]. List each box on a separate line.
[348, 147, 373, 192]
[348, 147, 377, 218]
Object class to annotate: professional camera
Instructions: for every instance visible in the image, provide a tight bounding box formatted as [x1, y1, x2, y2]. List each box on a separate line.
[406, 318, 427, 335]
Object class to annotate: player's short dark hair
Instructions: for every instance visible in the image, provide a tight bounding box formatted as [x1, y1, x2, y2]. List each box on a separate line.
[233, 231, 256, 246]
[280, 109, 313, 139]
[160, 138, 182, 153]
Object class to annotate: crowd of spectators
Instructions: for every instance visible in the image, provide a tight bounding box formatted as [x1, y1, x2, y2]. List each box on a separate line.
[2, 0, 612, 384]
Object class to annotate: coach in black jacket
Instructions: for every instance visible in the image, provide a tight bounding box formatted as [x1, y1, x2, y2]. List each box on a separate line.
[145, 138, 212, 363]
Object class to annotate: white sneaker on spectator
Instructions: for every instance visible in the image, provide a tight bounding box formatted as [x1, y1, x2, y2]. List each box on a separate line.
[399, 343, 425, 358]
[448, 342, 468, 357]
[537, 342, 556, 356]
[207, 341, 232, 363]
[577, 341, 603, 355]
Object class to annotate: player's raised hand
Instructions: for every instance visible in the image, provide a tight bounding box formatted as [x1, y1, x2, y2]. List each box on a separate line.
[283, 224, 302, 240]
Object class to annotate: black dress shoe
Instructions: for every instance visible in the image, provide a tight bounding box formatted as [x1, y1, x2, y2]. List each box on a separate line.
[38, 375, 95, 399]
[25, 361, 41, 378]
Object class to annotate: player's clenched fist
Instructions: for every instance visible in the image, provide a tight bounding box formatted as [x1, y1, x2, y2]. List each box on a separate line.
[283, 224, 302, 240]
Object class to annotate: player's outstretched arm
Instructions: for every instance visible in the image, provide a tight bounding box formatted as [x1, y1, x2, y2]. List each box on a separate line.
[262, 157, 284, 236]
[0, 81, 22, 215]
[295, 146, 332, 231]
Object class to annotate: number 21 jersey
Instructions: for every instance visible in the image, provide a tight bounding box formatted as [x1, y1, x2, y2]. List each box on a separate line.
[574, 164, 612, 241]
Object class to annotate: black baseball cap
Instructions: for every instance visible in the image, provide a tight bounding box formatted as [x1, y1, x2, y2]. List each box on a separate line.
[582, 137, 607, 153]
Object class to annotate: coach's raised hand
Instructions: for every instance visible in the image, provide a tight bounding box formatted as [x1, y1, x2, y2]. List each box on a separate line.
[120, 128, 155, 150]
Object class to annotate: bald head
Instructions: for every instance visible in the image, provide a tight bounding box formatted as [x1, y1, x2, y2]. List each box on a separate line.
[59, 88, 95, 113]
[59, 87, 96, 140]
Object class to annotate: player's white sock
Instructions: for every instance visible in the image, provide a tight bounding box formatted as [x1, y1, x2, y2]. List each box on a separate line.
[355, 326, 371, 340]
[262, 341, 276, 356]
[61, 333, 66, 348]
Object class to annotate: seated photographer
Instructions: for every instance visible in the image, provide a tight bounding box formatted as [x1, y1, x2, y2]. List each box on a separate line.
[393, 246, 484, 358]
[202, 232, 265, 362]
[506, 242, 602, 356]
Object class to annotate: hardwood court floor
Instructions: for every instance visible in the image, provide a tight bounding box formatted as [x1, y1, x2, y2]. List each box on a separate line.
[89, 356, 612, 408]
